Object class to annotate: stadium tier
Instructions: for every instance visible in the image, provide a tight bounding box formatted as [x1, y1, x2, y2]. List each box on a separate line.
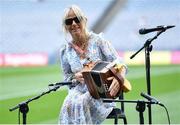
[1, 0, 180, 66]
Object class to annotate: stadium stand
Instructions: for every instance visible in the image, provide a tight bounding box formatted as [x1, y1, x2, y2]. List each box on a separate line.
[1, 0, 180, 66]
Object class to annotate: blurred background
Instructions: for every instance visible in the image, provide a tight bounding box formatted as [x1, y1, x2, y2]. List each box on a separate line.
[0, 0, 180, 124]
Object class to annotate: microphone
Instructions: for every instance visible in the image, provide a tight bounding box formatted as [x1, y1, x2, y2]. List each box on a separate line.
[141, 92, 164, 106]
[139, 25, 175, 34]
[48, 81, 72, 86]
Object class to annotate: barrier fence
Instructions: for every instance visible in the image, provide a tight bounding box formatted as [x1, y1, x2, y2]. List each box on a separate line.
[0, 51, 179, 67]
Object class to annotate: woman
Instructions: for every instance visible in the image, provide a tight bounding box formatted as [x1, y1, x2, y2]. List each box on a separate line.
[59, 5, 129, 124]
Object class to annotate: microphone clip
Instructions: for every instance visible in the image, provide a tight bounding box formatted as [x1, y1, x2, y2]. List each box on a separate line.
[140, 92, 164, 106]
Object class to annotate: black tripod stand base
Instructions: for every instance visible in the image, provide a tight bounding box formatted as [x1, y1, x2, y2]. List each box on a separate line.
[19, 103, 29, 125]
[136, 101, 146, 124]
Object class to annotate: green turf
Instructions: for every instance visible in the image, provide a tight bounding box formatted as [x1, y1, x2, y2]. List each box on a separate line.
[0, 64, 180, 124]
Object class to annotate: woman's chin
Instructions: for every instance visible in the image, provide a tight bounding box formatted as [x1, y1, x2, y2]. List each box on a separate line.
[72, 31, 81, 37]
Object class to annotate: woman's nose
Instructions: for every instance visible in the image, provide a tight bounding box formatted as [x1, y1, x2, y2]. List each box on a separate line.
[72, 20, 77, 25]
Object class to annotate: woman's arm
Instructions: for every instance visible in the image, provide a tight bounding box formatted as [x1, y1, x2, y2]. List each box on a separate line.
[59, 46, 73, 82]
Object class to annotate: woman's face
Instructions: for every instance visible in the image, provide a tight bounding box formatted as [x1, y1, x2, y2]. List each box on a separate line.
[65, 9, 84, 38]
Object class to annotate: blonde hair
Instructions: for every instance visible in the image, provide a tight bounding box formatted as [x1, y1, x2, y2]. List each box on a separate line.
[62, 5, 89, 35]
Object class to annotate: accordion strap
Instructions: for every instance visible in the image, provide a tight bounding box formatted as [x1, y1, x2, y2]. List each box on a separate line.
[69, 42, 91, 62]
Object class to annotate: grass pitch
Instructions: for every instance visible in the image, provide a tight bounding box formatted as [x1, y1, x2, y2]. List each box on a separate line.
[0, 64, 180, 124]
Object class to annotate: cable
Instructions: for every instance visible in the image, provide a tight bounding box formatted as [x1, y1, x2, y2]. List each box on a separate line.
[140, 92, 171, 124]
[18, 108, 20, 125]
[161, 104, 171, 125]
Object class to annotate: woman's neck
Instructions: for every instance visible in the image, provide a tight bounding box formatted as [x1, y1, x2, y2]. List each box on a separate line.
[73, 32, 89, 48]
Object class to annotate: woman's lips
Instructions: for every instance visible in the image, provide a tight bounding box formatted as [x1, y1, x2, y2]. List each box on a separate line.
[71, 28, 81, 33]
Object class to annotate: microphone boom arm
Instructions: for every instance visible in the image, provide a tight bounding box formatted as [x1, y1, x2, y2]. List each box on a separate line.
[9, 81, 71, 124]
[130, 30, 164, 59]
[9, 85, 61, 112]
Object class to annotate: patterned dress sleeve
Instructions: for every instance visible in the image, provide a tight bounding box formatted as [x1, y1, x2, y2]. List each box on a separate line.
[59, 45, 73, 82]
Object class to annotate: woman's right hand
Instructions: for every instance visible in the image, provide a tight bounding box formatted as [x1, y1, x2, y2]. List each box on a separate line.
[74, 71, 84, 84]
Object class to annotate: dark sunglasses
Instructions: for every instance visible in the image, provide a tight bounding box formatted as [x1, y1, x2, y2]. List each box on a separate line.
[65, 17, 81, 25]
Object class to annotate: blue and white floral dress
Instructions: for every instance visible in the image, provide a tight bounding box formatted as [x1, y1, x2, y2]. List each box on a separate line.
[59, 32, 126, 124]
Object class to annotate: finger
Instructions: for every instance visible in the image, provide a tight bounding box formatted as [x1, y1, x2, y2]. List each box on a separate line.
[75, 72, 83, 79]
[107, 76, 114, 81]
[78, 72, 83, 77]
[109, 80, 120, 96]
[110, 87, 118, 97]
[79, 78, 84, 84]
[78, 77, 84, 82]
[110, 90, 115, 97]
[108, 78, 117, 91]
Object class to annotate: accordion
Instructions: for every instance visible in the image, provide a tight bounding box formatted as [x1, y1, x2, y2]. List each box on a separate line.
[82, 61, 131, 99]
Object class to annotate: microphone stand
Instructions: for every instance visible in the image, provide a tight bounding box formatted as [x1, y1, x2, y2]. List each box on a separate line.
[103, 99, 157, 124]
[9, 83, 65, 125]
[130, 30, 166, 124]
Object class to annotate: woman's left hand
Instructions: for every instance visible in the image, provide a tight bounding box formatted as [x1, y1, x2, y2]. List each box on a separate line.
[107, 76, 121, 97]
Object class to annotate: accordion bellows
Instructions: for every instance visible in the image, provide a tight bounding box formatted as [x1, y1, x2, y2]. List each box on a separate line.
[82, 61, 131, 99]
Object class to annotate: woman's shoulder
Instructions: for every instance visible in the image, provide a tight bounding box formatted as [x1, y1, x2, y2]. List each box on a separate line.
[89, 32, 103, 39]
[59, 43, 70, 55]
[89, 32, 106, 44]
